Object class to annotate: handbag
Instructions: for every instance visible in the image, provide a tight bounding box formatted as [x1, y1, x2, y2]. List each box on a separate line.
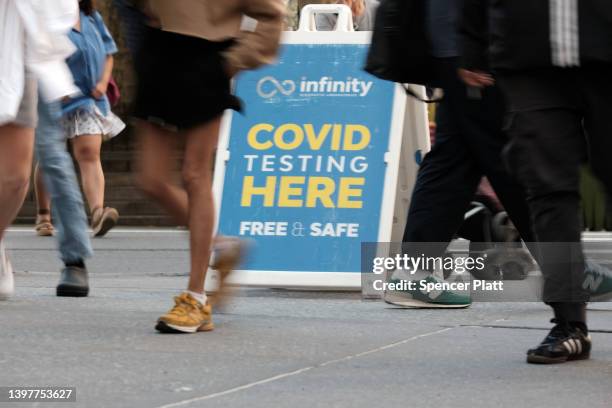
[106, 77, 121, 107]
[364, 0, 435, 88]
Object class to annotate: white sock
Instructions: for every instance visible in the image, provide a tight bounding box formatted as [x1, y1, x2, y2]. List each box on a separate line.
[186, 290, 207, 305]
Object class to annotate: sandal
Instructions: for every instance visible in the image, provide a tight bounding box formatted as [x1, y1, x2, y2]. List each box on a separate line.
[35, 215, 54, 237]
[91, 207, 119, 237]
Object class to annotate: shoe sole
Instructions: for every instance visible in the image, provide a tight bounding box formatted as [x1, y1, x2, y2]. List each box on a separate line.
[93, 210, 119, 237]
[384, 295, 471, 309]
[36, 229, 53, 237]
[527, 352, 590, 364]
[56, 285, 89, 297]
[155, 320, 214, 334]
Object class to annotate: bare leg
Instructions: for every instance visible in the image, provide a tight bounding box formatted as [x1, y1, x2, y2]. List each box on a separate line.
[136, 120, 228, 292]
[34, 163, 52, 213]
[182, 118, 221, 293]
[0, 124, 35, 240]
[33, 163, 54, 235]
[136, 122, 189, 226]
[71, 135, 105, 212]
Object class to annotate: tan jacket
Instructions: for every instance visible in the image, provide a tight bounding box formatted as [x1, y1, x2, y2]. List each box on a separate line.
[148, 0, 285, 72]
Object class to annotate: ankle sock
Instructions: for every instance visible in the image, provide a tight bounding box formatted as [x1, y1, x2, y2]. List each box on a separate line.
[65, 259, 85, 269]
[186, 290, 207, 305]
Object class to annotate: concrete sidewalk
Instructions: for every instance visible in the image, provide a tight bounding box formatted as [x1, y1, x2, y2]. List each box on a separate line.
[1, 229, 611, 408]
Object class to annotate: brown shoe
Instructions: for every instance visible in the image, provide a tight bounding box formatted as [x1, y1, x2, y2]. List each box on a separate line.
[35, 215, 54, 237]
[91, 207, 119, 237]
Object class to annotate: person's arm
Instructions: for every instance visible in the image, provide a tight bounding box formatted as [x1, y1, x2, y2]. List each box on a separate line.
[91, 11, 119, 99]
[343, 0, 365, 18]
[223, 0, 285, 77]
[16, 0, 80, 102]
[458, 0, 493, 88]
[92, 55, 113, 99]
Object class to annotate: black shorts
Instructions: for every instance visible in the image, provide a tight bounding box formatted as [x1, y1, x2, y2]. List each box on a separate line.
[133, 27, 242, 131]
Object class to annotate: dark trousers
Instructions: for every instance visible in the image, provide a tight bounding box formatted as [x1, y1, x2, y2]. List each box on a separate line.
[403, 58, 534, 258]
[499, 64, 612, 323]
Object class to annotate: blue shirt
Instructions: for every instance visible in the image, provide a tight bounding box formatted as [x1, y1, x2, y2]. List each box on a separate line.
[63, 11, 118, 116]
[426, 0, 460, 58]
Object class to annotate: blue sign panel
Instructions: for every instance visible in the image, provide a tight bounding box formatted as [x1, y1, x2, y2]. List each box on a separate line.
[217, 43, 395, 273]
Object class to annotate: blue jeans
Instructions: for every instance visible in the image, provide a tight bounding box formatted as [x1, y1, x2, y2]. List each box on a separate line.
[35, 99, 93, 264]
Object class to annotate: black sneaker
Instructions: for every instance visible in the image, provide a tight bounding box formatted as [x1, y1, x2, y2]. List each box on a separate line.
[56, 266, 89, 297]
[527, 319, 591, 364]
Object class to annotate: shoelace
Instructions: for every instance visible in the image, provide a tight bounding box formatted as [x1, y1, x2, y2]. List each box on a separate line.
[170, 296, 199, 316]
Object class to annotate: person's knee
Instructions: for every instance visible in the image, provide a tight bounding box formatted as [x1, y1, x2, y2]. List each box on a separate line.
[1, 169, 31, 196]
[136, 171, 170, 199]
[74, 143, 100, 164]
[182, 167, 211, 194]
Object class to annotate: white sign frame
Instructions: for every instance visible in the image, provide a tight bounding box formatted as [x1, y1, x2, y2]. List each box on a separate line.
[208, 31, 410, 290]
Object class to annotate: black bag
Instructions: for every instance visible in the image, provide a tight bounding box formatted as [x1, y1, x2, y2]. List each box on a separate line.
[364, 0, 433, 87]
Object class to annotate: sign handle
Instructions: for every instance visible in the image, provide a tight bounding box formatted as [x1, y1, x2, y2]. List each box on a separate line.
[298, 4, 354, 32]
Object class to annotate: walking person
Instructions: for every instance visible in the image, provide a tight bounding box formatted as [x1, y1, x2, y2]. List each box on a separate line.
[132, 0, 284, 333]
[35, 0, 125, 238]
[36, 97, 94, 297]
[461, 0, 612, 364]
[110, 0, 251, 309]
[375, 0, 612, 309]
[377, 0, 536, 308]
[0, 0, 81, 300]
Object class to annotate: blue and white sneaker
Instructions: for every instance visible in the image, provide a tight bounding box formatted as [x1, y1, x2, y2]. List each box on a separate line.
[383, 274, 471, 309]
[584, 260, 612, 301]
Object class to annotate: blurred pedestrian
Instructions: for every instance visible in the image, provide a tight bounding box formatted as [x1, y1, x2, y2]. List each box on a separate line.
[461, 0, 612, 364]
[110, 0, 253, 310]
[377, 0, 535, 308]
[0, 0, 80, 300]
[35, 0, 125, 238]
[35, 97, 94, 297]
[132, 0, 284, 333]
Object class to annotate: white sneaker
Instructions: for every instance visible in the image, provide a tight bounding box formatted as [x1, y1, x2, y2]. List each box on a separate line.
[0, 240, 15, 300]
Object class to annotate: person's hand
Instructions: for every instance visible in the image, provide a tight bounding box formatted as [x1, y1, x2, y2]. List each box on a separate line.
[459, 69, 494, 88]
[223, 60, 239, 79]
[91, 81, 108, 99]
[340, 0, 365, 18]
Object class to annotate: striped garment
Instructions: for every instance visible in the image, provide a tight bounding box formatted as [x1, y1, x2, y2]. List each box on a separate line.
[549, 0, 580, 67]
[461, 0, 612, 72]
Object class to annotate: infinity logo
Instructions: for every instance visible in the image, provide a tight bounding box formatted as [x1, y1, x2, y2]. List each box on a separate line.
[257, 76, 296, 98]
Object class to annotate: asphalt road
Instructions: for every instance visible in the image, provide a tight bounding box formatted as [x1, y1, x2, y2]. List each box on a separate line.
[1, 229, 611, 408]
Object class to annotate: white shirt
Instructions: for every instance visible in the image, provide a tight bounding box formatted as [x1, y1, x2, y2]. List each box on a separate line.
[0, 0, 79, 125]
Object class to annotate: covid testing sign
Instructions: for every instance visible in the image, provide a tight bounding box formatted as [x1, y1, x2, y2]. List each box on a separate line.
[213, 34, 406, 287]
